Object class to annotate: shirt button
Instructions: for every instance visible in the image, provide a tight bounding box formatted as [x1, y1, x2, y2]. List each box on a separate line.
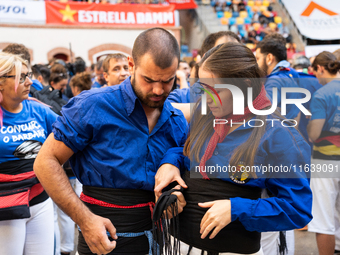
[214, 151, 218, 156]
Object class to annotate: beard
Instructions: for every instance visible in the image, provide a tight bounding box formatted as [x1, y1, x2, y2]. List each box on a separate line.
[131, 75, 169, 109]
[261, 61, 269, 76]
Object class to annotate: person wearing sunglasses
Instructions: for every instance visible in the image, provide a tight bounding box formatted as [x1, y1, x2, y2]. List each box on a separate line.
[0, 52, 58, 254]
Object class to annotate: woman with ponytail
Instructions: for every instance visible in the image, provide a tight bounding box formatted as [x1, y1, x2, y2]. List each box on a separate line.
[155, 43, 313, 255]
[308, 51, 340, 255]
[0, 52, 57, 254]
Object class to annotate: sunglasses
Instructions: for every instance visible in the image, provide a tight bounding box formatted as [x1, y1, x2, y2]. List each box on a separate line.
[1, 72, 33, 84]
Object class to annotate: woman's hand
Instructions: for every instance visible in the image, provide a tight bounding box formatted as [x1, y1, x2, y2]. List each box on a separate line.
[198, 199, 231, 239]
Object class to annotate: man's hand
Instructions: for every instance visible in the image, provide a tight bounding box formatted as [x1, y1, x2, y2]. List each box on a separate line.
[163, 185, 187, 219]
[176, 70, 189, 89]
[199, 200, 231, 239]
[154, 163, 187, 199]
[34, 134, 118, 254]
[79, 213, 118, 255]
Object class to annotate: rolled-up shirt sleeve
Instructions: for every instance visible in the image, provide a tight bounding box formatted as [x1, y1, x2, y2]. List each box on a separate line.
[52, 97, 93, 153]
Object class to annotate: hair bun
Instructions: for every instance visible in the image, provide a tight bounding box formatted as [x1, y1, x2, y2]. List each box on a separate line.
[328, 60, 340, 74]
[50, 63, 67, 75]
[80, 72, 92, 84]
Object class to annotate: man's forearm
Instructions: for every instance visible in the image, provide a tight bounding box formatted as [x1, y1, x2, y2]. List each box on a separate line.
[34, 154, 92, 227]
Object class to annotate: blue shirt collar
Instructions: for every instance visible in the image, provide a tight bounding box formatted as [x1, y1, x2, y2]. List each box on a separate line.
[121, 77, 138, 116]
[120, 77, 180, 119]
[271, 60, 290, 75]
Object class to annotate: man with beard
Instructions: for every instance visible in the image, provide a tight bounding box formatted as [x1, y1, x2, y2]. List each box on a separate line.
[33, 28, 187, 255]
[255, 34, 302, 121]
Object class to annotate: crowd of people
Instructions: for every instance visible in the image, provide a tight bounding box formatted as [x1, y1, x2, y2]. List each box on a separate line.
[0, 27, 340, 255]
[207, 0, 291, 51]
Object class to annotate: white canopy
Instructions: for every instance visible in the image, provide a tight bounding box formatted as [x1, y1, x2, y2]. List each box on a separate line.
[281, 0, 340, 40]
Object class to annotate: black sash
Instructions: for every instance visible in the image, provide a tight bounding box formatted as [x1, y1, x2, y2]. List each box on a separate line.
[78, 186, 155, 255]
[179, 171, 261, 254]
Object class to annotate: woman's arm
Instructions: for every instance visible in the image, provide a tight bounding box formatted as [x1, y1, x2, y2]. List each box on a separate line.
[230, 176, 312, 232]
[230, 136, 313, 232]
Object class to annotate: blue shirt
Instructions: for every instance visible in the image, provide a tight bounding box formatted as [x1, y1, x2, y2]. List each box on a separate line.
[310, 80, 340, 133]
[92, 81, 103, 89]
[0, 100, 58, 164]
[296, 73, 322, 152]
[167, 82, 206, 104]
[161, 117, 312, 232]
[31, 79, 43, 91]
[167, 88, 191, 104]
[52, 78, 188, 191]
[265, 61, 302, 119]
[29, 79, 44, 97]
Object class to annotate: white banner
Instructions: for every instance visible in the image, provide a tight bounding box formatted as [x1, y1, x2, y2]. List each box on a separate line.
[305, 44, 340, 58]
[0, 0, 46, 25]
[281, 0, 340, 40]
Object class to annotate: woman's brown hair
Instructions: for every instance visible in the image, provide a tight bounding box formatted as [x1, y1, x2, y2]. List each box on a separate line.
[184, 42, 271, 173]
[49, 64, 68, 85]
[69, 72, 92, 92]
[312, 51, 340, 75]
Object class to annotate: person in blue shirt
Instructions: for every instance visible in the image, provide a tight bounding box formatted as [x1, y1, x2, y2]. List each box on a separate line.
[0, 52, 58, 255]
[167, 31, 245, 122]
[307, 51, 340, 255]
[34, 28, 188, 255]
[31, 65, 44, 90]
[175, 61, 190, 89]
[155, 43, 312, 255]
[92, 60, 107, 89]
[255, 34, 302, 121]
[291, 56, 322, 154]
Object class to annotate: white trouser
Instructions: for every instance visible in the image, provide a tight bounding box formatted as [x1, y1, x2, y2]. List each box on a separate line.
[261, 230, 294, 255]
[0, 198, 54, 255]
[55, 178, 82, 254]
[308, 173, 340, 250]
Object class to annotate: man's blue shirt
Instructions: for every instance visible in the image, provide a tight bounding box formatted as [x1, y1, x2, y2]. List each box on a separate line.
[296, 73, 322, 152]
[31, 79, 43, 91]
[167, 88, 191, 104]
[29, 79, 44, 97]
[91, 81, 103, 89]
[311, 80, 340, 133]
[265, 61, 302, 119]
[52, 78, 188, 191]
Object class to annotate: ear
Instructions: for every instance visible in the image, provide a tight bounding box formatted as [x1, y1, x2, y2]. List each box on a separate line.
[103, 71, 108, 81]
[128, 56, 135, 75]
[37, 75, 43, 84]
[317, 65, 324, 73]
[266, 53, 274, 66]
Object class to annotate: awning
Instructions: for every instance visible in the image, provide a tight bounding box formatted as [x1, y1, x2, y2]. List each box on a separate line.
[281, 0, 340, 40]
